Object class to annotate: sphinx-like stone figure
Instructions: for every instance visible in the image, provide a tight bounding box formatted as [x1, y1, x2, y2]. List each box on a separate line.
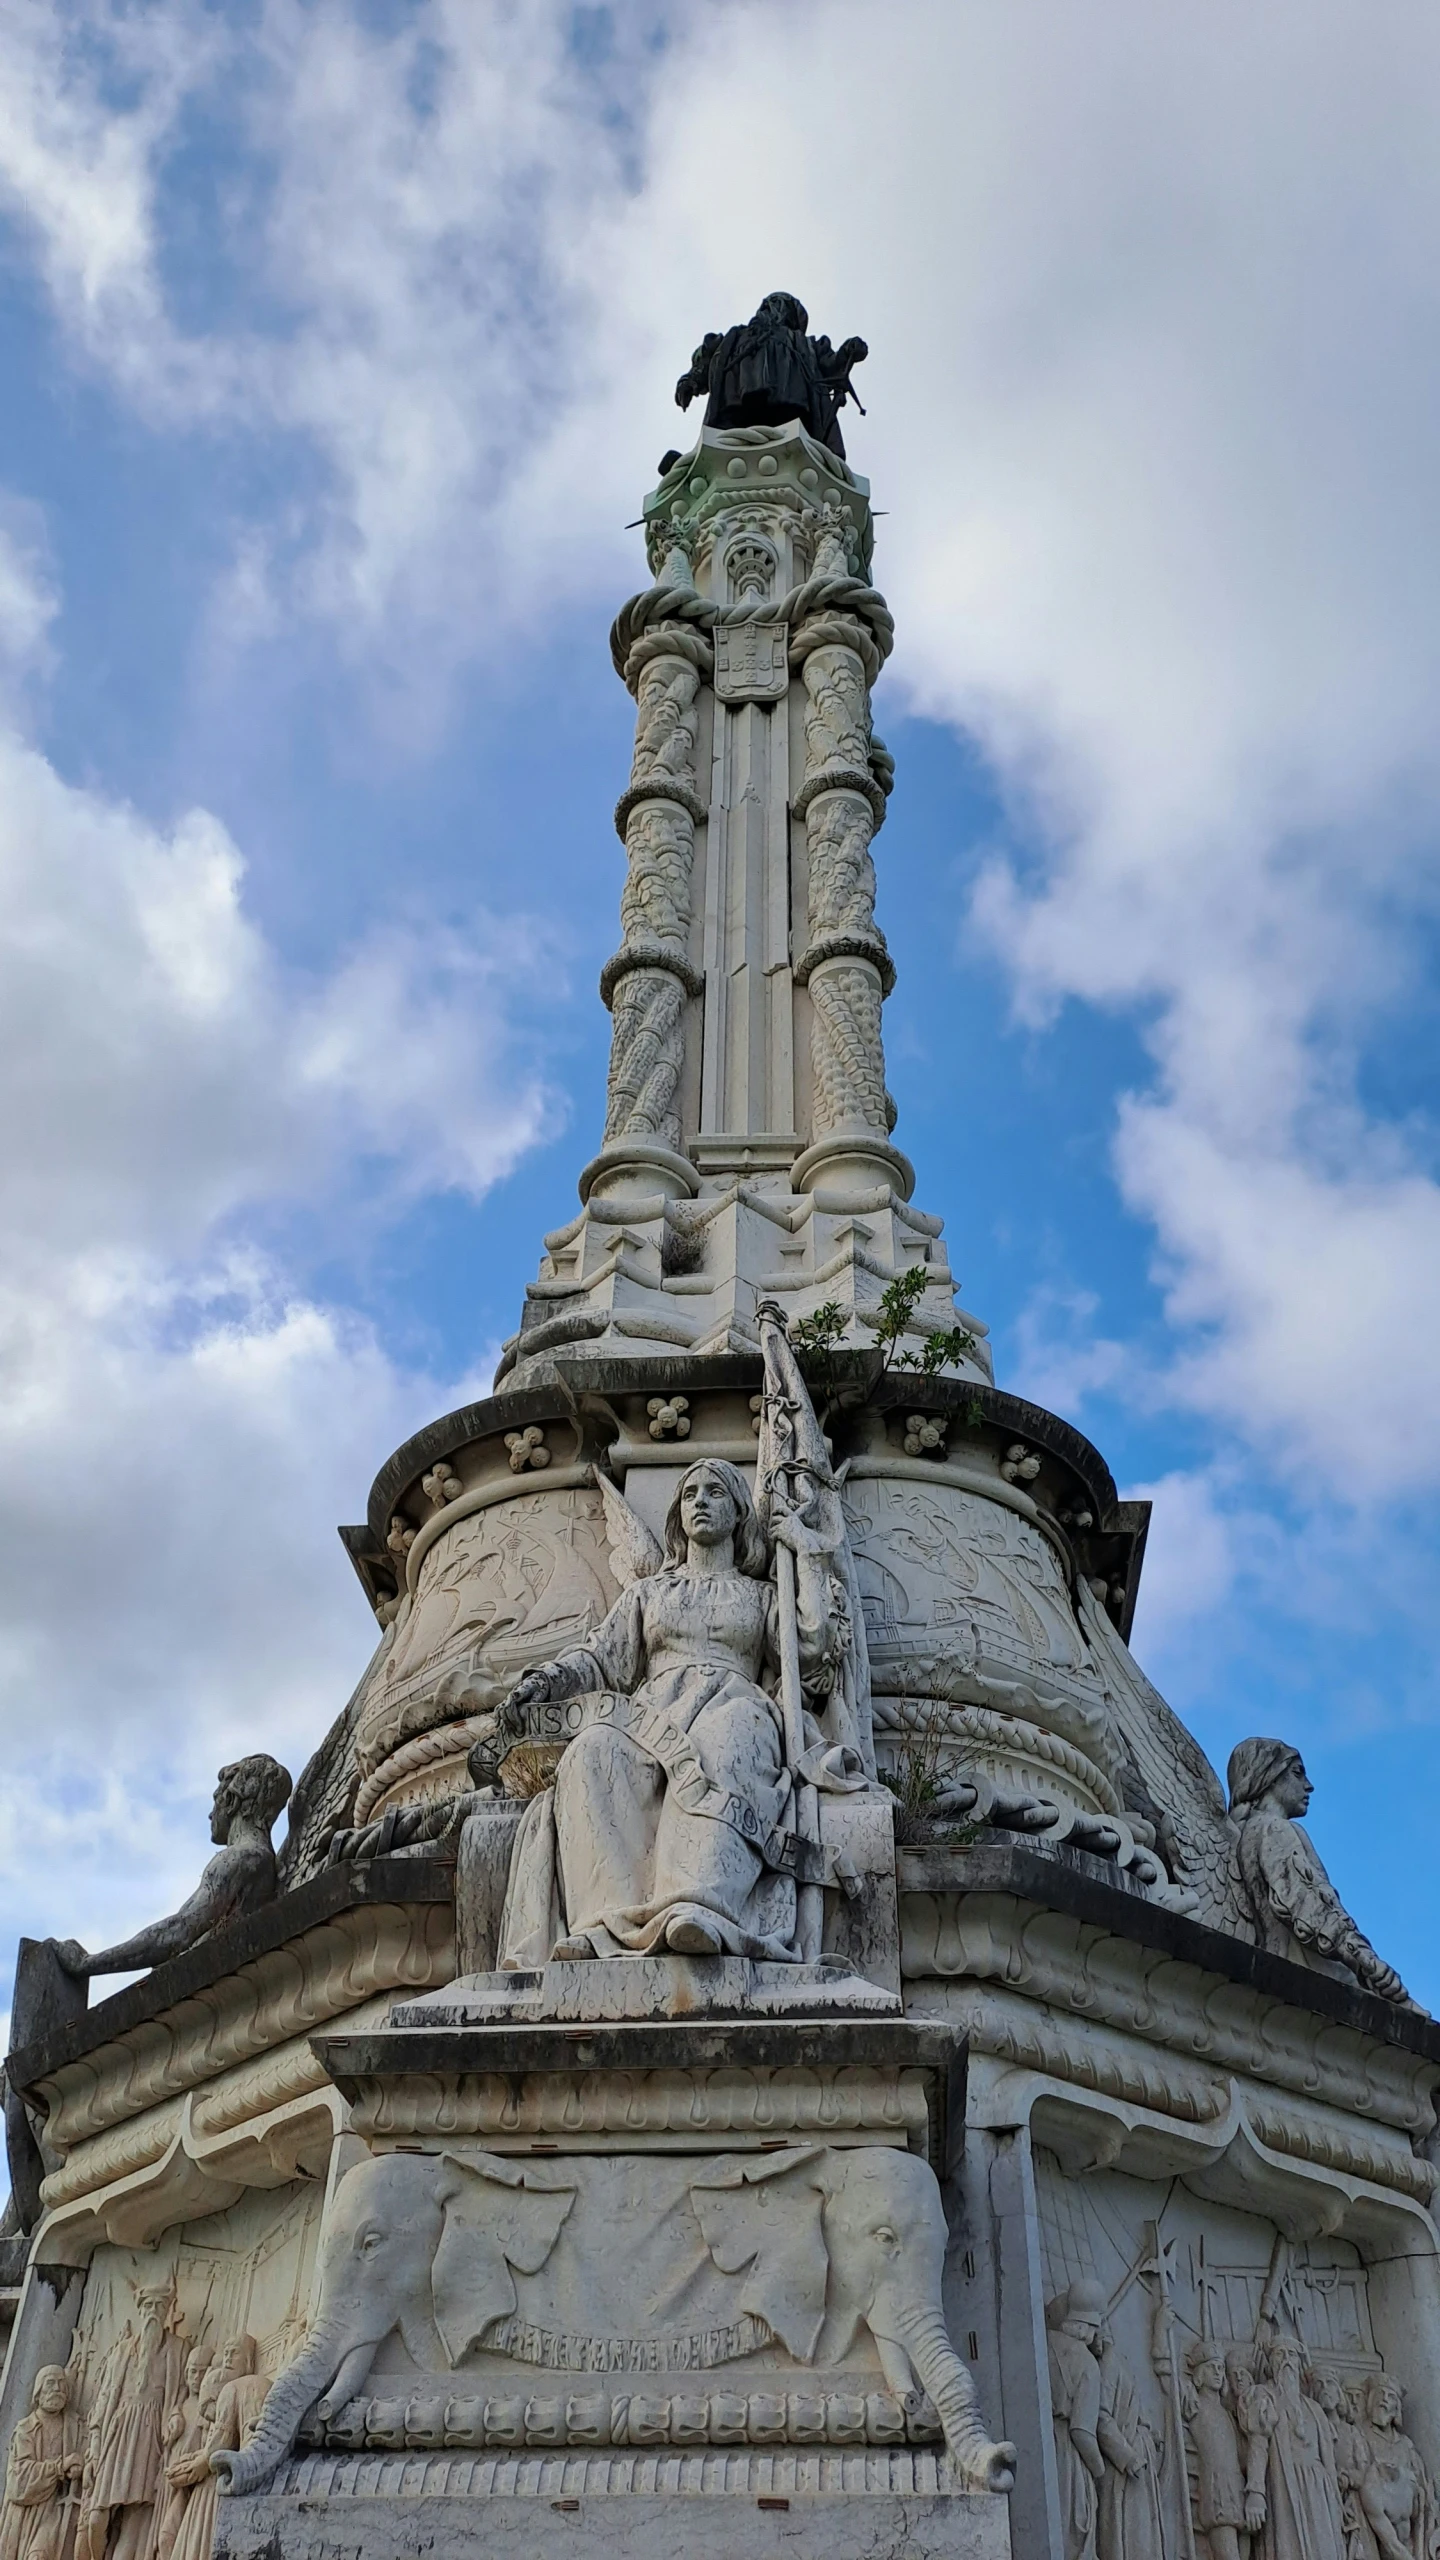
[53, 1754, 292, 1980]
[1226, 1738, 1412, 2005]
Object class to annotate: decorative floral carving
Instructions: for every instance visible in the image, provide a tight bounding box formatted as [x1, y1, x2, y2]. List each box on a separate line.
[1001, 1443, 1041, 1484]
[420, 1464, 461, 1508]
[902, 1415, 947, 1458]
[386, 1514, 415, 1557]
[505, 1427, 551, 1474]
[646, 1395, 691, 1440]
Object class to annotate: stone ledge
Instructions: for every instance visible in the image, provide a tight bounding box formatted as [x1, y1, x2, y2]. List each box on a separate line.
[215, 2481, 1013, 2560]
[898, 1841, 1440, 2064]
[6, 1859, 456, 2094]
[315, 2015, 966, 2172]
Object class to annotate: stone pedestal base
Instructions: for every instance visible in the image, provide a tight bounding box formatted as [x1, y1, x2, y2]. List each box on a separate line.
[216, 2475, 1012, 2560]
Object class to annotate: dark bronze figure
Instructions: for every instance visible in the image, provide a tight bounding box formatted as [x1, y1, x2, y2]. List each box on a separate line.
[675, 291, 867, 458]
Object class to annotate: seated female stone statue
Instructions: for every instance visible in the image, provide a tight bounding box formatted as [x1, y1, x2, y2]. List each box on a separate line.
[491, 1457, 862, 1966]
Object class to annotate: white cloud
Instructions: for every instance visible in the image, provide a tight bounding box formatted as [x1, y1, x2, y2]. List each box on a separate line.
[0, 516, 552, 1963]
[4, 2, 1440, 1943]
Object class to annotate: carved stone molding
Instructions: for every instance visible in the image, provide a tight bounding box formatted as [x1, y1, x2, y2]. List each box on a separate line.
[31, 1899, 456, 2153]
[340, 2060, 932, 2151]
[899, 1887, 1438, 2130]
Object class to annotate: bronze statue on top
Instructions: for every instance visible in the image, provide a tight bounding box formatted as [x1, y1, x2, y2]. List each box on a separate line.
[675, 291, 868, 458]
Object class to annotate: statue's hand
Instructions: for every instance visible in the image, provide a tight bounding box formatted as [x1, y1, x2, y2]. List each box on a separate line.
[1245, 2495, 1267, 2532]
[771, 1503, 835, 1559]
[503, 1666, 554, 1723]
[836, 334, 869, 366]
[675, 375, 696, 409]
[52, 1939, 89, 1976]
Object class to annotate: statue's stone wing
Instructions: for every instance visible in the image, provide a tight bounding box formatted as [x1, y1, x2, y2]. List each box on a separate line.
[595, 1469, 664, 1587]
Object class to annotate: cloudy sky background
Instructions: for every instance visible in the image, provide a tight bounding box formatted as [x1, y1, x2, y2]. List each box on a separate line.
[2, 0, 1440, 2023]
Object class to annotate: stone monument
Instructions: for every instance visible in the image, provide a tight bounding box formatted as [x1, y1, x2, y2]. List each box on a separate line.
[2, 297, 1437, 2560]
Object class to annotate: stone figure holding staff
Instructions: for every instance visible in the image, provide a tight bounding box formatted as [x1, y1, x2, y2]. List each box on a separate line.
[488, 1305, 872, 1965]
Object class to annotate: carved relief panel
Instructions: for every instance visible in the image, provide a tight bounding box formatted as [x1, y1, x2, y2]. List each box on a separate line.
[11, 2185, 324, 2560]
[843, 1473, 1116, 1772]
[352, 1488, 621, 1788]
[1035, 2148, 1437, 2560]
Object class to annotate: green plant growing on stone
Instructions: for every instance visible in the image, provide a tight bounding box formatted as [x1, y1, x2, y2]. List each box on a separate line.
[790, 1299, 849, 1400]
[881, 1700, 983, 1848]
[870, 1265, 979, 1376]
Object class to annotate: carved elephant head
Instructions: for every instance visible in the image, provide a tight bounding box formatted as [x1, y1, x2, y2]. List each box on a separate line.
[689, 2144, 1015, 2492]
[215, 2148, 575, 2495]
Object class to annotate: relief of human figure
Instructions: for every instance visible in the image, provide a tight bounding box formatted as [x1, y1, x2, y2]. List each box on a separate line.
[1184, 2340, 1251, 2560]
[1310, 2373, 1375, 2560]
[1255, 2336, 1345, 2560]
[1227, 2348, 1279, 2550]
[1047, 2283, 1108, 2560]
[0, 2367, 83, 2560]
[77, 2287, 172, 2560]
[1094, 2305, 1165, 2560]
[172, 2339, 266, 2560]
[1358, 2377, 1439, 2560]
[153, 2349, 211, 2560]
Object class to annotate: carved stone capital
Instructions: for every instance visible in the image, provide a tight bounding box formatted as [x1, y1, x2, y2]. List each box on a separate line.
[613, 777, 708, 833]
[795, 928, 897, 997]
[599, 940, 705, 1007]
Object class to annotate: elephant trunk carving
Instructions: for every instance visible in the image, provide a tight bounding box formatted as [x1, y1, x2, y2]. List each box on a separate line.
[884, 2299, 1016, 2492]
[214, 2325, 350, 2496]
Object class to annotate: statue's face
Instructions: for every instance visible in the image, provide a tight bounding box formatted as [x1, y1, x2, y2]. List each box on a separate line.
[1193, 2355, 1224, 2392]
[1375, 2383, 1402, 2428]
[36, 2373, 66, 2414]
[679, 1465, 739, 1548]
[1274, 1755, 1312, 1819]
[210, 1779, 235, 1842]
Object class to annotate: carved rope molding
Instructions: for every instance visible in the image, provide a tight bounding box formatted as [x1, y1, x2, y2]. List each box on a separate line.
[36, 1900, 456, 2151]
[609, 572, 896, 686]
[900, 1890, 1438, 2130]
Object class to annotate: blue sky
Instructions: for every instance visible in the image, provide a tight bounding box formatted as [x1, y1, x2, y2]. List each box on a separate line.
[2, 0, 1440, 2020]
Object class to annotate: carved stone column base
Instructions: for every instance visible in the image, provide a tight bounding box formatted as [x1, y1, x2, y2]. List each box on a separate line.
[578, 1141, 699, 1205]
[792, 1132, 915, 1201]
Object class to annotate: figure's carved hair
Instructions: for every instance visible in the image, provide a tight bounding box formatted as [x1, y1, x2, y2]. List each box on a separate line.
[663, 1459, 769, 1579]
[1226, 1735, 1304, 1811]
[217, 1753, 293, 1830]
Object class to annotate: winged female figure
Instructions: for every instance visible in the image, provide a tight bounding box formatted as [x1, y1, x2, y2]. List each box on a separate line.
[490, 1445, 866, 1966]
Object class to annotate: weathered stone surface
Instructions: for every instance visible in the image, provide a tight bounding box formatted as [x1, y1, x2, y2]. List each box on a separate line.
[215, 2482, 1014, 2560]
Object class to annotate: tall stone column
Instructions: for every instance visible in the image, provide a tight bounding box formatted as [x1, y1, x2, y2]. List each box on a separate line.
[585, 596, 709, 1207]
[791, 584, 908, 1197]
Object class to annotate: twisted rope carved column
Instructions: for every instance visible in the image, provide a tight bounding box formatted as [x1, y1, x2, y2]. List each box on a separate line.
[597, 623, 709, 1172]
[791, 609, 904, 1189]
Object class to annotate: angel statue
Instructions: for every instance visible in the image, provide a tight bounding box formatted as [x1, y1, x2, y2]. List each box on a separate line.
[481, 1304, 874, 1966]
